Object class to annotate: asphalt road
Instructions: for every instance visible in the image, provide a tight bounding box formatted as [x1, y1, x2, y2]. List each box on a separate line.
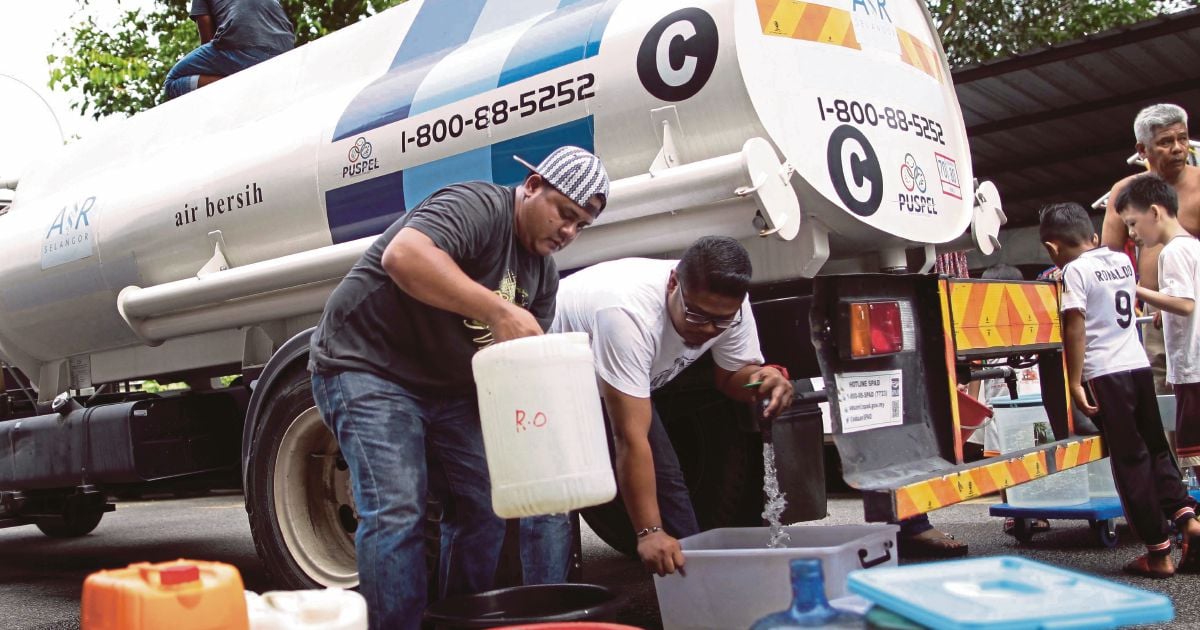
[2, 491, 1199, 629]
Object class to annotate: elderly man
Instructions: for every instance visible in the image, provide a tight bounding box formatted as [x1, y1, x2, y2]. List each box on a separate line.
[309, 146, 609, 630]
[1102, 104, 1200, 394]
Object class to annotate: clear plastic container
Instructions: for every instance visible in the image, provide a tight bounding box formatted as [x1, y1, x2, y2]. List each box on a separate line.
[988, 397, 1089, 507]
[1087, 459, 1119, 498]
[245, 589, 367, 630]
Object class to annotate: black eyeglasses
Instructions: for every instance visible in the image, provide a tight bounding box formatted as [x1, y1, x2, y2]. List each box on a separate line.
[677, 286, 742, 329]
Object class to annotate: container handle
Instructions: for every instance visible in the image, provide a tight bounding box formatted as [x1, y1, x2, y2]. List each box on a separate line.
[857, 540, 893, 569]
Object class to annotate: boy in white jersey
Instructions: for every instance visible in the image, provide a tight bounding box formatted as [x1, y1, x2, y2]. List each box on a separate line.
[1041, 202, 1200, 577]
[1118, 173, 1200, 532]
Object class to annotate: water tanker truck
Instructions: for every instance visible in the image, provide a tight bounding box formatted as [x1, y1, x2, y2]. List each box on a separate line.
[0, 0, 1097, 588]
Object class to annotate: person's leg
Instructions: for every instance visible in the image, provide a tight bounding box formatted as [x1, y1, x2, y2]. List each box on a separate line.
[1089, 371, 1174, 573]
[519, 513, 572, 584]
[645, 405, 700, 539]
[1175, 383, 1200, 471]
[311, 370, 429, 630]
[1130, 371, 1196, 521]
[426, 395, 506, 598]
[163, 44, 272, 98]
[894, 514, 968, 558]
[1142, 310, 1171, 395]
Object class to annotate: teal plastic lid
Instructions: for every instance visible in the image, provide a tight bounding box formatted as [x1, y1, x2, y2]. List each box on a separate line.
[847, 556, 1173, 629]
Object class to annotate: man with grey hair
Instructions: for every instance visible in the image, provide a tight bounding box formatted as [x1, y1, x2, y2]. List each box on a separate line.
[1102, 103, 1200, 393]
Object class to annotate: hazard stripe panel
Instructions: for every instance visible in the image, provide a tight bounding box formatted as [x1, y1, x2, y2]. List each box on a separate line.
[755, 0, 944, 84]
[895, 29, 944, 84]
[756, 0, 861, 49]
[949, 281, 1061, 353]
[893, 436, 1106, 520]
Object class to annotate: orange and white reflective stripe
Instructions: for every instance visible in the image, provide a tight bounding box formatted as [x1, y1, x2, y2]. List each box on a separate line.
[756, 0, 861, 49]
[949, 281, 1061, 352]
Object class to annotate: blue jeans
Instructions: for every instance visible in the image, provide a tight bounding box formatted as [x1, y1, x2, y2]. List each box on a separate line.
[311, 370, 505, 630]
[163, 42, 276, 99]
[520, 405, 698, 583]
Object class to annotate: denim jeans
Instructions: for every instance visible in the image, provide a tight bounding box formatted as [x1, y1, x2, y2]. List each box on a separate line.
[311, 370, 505, 630]
[520, 404, 698, 583]
[163, 42, 276, 99]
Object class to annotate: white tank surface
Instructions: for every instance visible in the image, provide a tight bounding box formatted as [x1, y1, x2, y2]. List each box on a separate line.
[0, 0, 972, 389]
[472, 332, 615, 518]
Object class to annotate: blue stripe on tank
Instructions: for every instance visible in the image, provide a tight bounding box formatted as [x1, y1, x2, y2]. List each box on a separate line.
[491, 117, 595, 187]
[332, 0, 488, 142]
[325, 169, 407, 244]
[325, 117, 595, 244]
[402, 146, 493, 209]
[497, 0, 612, 88]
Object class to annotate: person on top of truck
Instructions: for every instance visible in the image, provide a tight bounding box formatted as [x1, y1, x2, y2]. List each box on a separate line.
[163, 0, 295, 100]
[1101, 104, 1200, 395]
[307, 146, 609, 630]
[521, 236, 794, 579]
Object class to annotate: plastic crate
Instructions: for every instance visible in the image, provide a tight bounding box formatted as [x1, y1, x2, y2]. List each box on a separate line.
[848, 556, 1173, 629]
[652, 524, 898, 630]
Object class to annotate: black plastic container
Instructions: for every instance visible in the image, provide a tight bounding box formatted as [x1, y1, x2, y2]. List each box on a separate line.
[423, 584, 619, 629]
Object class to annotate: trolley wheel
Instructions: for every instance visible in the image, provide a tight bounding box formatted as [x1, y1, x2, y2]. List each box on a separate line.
[1007, 517, 1036, 544]
[1092, 518, 1119, 548]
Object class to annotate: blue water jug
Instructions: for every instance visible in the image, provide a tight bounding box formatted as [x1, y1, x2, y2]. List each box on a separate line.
[750, 558, 865, 629]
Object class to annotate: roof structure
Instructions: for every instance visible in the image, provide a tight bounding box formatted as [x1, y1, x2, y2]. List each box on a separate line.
[953, 8, 1200, 228]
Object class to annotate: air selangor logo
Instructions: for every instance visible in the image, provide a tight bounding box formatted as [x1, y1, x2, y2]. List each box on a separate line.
[42, 196, 97, 269]
[343, 137, 379, 179]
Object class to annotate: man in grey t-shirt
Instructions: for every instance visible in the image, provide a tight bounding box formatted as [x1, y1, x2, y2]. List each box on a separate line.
[310, 146, 608, 630]
[163, 0, 294, 100]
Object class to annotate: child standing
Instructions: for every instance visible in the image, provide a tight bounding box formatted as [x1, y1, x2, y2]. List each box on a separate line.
[1040, 201, 1200, 578]
[1116, 173, 1200, 491]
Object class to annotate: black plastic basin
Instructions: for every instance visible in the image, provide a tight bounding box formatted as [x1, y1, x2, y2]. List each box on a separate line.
[423, 583, 620, 629]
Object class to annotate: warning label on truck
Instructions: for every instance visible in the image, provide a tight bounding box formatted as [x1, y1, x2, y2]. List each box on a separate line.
[834, 369, 903, 433]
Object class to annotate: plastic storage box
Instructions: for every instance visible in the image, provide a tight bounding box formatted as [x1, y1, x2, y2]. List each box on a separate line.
[988, 396, 1088, 507]
[81, 559, 248, 630]
[848, 556, 1173, 629]
[652, 524, 898, 630]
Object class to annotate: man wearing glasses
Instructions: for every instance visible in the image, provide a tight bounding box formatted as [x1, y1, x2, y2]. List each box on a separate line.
[522, 236, 793, 580]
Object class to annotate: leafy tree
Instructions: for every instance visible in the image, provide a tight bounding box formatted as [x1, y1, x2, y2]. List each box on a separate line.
[49, 0, 404, 120]
[929, 0, 1196, 67]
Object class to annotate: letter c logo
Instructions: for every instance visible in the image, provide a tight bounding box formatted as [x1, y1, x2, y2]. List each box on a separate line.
[637, 8, 718, 102]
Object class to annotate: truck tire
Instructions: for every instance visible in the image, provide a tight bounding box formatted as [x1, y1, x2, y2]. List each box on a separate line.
[35, 510, 104, 538]
[246, 366, 358, 589]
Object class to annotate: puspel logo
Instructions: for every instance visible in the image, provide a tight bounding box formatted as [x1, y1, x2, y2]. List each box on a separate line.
[343, 137, 379, 179]
[900, 154, 926, 193]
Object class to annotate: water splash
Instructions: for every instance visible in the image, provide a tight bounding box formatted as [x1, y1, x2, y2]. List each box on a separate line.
[762, 443, 790, 549]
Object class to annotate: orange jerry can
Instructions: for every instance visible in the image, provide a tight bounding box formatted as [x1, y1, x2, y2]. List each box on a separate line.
[81, 559, 249, 630]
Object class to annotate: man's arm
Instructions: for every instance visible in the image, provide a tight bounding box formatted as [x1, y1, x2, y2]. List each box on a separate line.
[1137, 285, 1196, 317]
[1101, 180, 1130, 252]
[194, 14, 215, 44]
[713, 365, 793, 418]
[601, 381, 685, 577]
[381, 227, 542, 342]
[1062, 309, 1098, 416]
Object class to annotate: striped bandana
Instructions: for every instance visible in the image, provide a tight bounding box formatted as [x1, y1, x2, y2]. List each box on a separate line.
[514, 146, 610, 215]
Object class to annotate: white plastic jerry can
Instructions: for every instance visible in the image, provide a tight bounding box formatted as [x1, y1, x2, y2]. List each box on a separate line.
[245, 588, 368, 630]
[471, 332, 617, 518]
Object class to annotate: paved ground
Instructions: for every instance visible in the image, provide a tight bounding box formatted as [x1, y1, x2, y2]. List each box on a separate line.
[2, 491, 1199, 628]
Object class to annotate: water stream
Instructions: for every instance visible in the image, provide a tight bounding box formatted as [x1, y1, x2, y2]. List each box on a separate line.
[762, 443, 790, 549]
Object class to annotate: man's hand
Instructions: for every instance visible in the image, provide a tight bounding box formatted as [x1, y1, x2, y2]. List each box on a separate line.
[637, 530, 686, 577]
[487, 303, 544, 343]
[752, 366, 794, 419]
[1071, 383, 1099, 417]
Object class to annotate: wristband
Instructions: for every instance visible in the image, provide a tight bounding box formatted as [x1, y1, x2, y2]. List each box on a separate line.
[763, 364, 790, 380]
[636, 525, 662, 538]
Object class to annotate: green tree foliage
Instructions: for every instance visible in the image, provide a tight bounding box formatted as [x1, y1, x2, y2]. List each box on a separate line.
[48, 0, 405, 120]
[928, 0, 1195, 67]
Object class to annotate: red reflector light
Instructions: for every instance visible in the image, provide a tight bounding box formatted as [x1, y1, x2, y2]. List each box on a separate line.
[849, 301, 904, 358]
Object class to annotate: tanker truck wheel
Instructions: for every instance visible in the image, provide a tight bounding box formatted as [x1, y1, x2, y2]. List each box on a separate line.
[35, 510, 104, 538]
[246, 367, 358, 589]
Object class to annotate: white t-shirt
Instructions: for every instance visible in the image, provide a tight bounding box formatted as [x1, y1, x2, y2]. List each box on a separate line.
[1060, 247, 1149, 381]
[1157, 236, 1200, 385]
[549, 258, 765, 398]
